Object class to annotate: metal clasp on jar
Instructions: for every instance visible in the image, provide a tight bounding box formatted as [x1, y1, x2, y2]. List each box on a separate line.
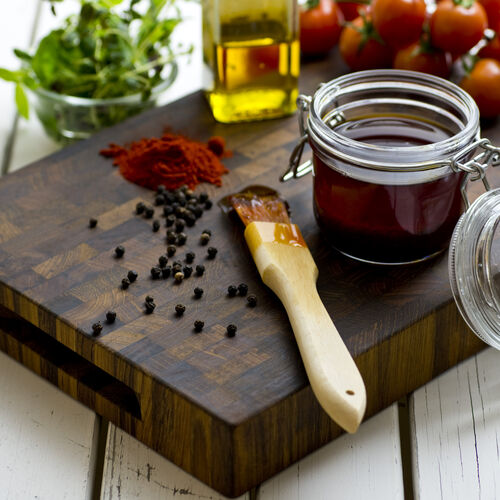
[451, 139, 500, 209]
[281, 92, 345, 182]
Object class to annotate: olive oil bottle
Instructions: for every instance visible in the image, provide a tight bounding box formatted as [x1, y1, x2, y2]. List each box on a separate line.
[202, 0, 299, 123]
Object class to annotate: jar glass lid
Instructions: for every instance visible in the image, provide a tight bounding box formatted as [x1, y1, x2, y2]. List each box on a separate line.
[449, 188, 500, 348]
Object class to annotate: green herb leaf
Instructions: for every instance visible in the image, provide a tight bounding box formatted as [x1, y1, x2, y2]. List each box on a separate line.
[13, 49, 33, 63]
[0, 68, 21, 82]
[15, 84, 29, 119]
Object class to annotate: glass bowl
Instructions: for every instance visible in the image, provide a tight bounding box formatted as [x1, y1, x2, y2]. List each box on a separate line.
[30, 61, 178, 144]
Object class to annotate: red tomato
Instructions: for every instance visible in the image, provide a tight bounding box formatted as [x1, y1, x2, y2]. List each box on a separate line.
[372, 0, 427, 48]
[430, 0, 488, 56]
[460, 58, 500, 117]
[300, 0, 344, 56]
[393, 42, 452, 78]
[478, 0, 500, 28]
[337, 2, 363, 21]
[479, 33, 500, 60]
[339, 16, 392, 71]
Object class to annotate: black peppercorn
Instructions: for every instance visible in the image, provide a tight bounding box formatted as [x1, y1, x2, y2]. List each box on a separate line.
[227, 285, 237, 297]
[199, 192, 209, 203]
[175, 219, 185, 232]
[150, 267, 161, 279]
[167, 245, 176, 257]
[106, 310, 117, 323]
[247, 294, 257, 307]
[164, 192, 176, 204]
[145, 301, 156, 314]
[92, 322, 103, 336]
[238, 283, 248, 296]
[195, 264, 205, 276]
[163, 205, 174, 217]
[166, 214, 176, 227]
[144, 207, 155, 219]
[158, 255, 168, 267]
[173, 260, 182, 268]
[161, 266, 172, 279]
[185, 251, 195, 263]
[89, 218, 98, 228]
[115, 245, 125, 258]
[157, 184, 166, 194]
[176, 233, 187, 246]
[152, 220, 160, 232]
[194, 320, 204, 333]
[226, 324, 237, 337]
[202, 229, 212, 236]
[185, 189, 194, 198]
[185, 213, 196, 227]
[176, 192, 187, 206]
[183, 266, 193, 278]
[174, 271, 184, 283]
[145, 295, 155, 303]
[193, 287, 203, 298]
[204, 200, 213, 210]
[166, 230, 177, 244]
[127, 270, 138, 282]
[154, 195, 165, 206]
[171, 202, 180, 211]
[186, 203, 197, 213]
[207, 247, 218, 259]
[175, 304, 186, 316]
[179, 184, 188, 193]
[136, 202, 146, 215]
[200, 233, 210, 245]
[121, 277, 131, 289]
[175, 207, 186, 220]
[193, 206, 203, 219]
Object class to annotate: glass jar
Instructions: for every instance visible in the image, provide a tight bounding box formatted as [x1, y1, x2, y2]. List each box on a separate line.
[201, 0, 299, 123]
[284, 69, 500, 348]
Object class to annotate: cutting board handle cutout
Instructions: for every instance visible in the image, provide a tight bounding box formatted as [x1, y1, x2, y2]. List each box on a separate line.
[0, 306, 142, 420]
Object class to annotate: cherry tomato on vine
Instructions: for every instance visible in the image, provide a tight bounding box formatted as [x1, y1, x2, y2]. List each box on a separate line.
[430, 0, 488, 56]
[372, 0, 427, 48]
[478, 0, 500, 29]
[460, 58, 500, 117]
[337, 1, 364, 21]
[479, 33, 500, 60]
[339, 15, 392, 71]
[393, 42, 452, 78]
[300, 0, 343, 56]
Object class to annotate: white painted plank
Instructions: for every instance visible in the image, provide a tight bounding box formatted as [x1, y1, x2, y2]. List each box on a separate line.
[101, 424, 250, 500]
[0, 350, 98, 500]
[411, 348, 500, 500]
[7, 0, 202, 173]
[259, 404, 404, 500]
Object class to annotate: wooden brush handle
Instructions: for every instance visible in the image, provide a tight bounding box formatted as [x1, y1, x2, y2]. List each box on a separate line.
[245, 222, 366, 433]
[269, 273, 366, 433]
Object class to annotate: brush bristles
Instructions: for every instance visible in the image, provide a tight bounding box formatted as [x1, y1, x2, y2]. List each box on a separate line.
[222, 186, 291, 227]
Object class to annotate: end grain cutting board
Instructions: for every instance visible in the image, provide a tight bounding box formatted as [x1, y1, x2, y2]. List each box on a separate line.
[0, 54, 495, 497]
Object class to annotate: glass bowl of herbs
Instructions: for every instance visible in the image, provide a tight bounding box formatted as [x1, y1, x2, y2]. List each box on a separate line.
[1, 0, 189, 144]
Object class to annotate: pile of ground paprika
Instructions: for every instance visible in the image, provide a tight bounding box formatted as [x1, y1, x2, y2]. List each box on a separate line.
[100, 133, 229, 191]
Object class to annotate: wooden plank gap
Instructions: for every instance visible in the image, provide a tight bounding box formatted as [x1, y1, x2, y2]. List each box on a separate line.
[398, 396, 415, 500]
[88, 416, 109, 500]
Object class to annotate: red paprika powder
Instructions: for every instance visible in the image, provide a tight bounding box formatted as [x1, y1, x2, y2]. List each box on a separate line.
[100, 133, 229, 191]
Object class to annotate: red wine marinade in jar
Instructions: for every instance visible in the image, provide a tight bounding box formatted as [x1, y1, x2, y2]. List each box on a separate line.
[313, 116, 465, 264]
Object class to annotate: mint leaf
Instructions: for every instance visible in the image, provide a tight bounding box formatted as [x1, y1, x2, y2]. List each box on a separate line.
[15, 84, 29, 119]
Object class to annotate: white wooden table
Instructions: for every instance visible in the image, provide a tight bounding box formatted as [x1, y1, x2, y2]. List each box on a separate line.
[1, 2, 499, 499]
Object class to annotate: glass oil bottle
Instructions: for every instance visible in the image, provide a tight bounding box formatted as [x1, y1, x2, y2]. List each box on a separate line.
[202, 0, 299, 123]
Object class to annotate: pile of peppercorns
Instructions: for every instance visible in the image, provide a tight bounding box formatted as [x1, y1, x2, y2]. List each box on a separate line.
[88, 184, 256, 339]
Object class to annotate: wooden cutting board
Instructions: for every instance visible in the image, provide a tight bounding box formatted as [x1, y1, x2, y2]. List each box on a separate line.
[0, 54, 497, 497]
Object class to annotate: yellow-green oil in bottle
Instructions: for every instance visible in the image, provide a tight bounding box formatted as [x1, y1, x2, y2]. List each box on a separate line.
[202, 2, 299, 123]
